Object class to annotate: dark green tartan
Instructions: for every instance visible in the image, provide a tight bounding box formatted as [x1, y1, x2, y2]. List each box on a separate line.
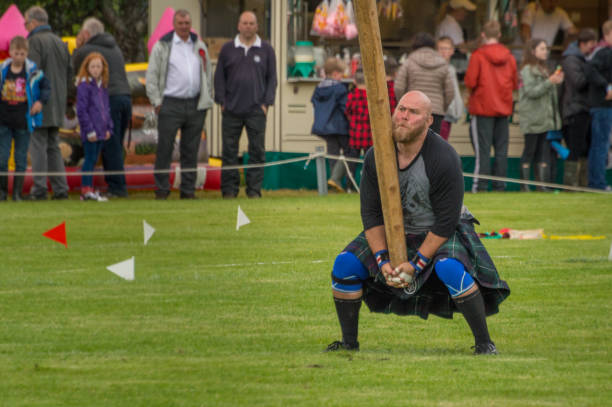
[342, 216, 510, 320]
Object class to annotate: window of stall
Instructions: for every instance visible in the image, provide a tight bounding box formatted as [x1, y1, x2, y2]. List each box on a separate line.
[286, 0, 488, 79]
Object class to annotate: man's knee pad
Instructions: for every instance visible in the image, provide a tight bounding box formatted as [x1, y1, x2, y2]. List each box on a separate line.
[331, 251, 369, 293]
[434, 258, 475, 298]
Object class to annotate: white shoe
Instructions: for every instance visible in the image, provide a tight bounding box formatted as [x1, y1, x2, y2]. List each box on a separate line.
[81, 191, 108, 202]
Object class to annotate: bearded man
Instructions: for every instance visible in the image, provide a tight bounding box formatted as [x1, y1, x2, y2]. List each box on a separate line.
[325, 91, 510, 355]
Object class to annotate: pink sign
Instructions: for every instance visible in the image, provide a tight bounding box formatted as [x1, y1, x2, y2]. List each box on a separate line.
[148, 7, 175, 54]
[0, 5, 29, 52]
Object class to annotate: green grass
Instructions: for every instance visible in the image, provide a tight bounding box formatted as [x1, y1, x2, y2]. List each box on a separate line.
[0, 191, 611, 406]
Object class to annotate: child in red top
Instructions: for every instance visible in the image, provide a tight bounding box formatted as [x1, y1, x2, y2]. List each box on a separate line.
[345, 63, 397, 187]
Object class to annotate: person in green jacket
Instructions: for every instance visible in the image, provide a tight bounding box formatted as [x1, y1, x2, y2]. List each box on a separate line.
[518, 38, 564, 191]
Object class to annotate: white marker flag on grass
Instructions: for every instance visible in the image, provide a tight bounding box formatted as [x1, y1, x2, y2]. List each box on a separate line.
[107, 257, 135, 281]
[236, 205, 250, 231]
[143, 220, 155, 245]
[609, 241, 612, 261]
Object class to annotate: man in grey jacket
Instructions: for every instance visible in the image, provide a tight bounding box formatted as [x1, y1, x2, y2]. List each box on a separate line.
[146, 9, 212, 199]
[25, 6, 72, 200]
[73, 17, 132, 198]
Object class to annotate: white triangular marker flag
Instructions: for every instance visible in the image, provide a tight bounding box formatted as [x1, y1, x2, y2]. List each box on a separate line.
[143, 220, 155, 245]
[107, 257, 135, 281]
[609, 241, 612, 261]
[236, 205, 250, 231]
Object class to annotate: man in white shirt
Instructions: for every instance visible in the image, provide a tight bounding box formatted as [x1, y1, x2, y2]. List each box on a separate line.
[521, 0, 576, 46]
[436, 0, 476, 53]
[146, 9, 213, 199]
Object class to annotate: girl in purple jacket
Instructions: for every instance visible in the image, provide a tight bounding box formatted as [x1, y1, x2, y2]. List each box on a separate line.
[76, 52, 112, 201]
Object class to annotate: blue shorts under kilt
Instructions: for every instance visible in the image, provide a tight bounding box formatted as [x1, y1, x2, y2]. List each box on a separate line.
[342, 215, 510, 319]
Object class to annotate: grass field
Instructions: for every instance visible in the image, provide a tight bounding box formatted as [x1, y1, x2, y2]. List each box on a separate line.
[0, 191, 611, 406]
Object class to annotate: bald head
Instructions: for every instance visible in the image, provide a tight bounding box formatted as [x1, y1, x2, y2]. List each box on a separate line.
[392, 91, 433, 144]
[399, 91, 433, 116]
[238, 11, 258, 42]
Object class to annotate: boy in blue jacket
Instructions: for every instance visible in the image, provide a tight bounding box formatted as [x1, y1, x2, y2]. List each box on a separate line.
[311, 58, 349, 192]
[0, 36, 50, 201]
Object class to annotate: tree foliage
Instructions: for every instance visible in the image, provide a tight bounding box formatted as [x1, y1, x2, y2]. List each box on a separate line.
[0, 0, 148, 62]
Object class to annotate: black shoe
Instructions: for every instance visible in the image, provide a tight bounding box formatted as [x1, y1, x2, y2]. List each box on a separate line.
[472, 342, 498, 355]
[180, 192, 198, 200]
[324, 340, 359, 352]
[222, 193, 237, 199]
[51, 193, 69, 200]
[155, 191, 170, 200]
[106, 191, 128, 198]
[24, 193, 47, 201]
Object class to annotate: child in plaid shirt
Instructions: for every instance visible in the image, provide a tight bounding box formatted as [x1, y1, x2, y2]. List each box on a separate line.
[345, 63, 397, 186]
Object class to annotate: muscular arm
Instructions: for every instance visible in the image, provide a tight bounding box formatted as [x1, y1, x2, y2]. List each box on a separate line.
[364, 225, 387, 255]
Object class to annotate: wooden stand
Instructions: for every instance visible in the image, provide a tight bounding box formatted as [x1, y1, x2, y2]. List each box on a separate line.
[353, 0, 408, 269]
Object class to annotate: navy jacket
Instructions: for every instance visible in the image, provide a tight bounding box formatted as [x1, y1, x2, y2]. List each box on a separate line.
[214, 37, 277, 115]
[72, 33, 131, 97]
[586, 45, 612, 108]
[311, 79, 349, 136]
[560, 42, 591, 121]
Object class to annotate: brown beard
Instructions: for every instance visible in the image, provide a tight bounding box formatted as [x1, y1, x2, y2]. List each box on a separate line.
[392, 120, 427, 144]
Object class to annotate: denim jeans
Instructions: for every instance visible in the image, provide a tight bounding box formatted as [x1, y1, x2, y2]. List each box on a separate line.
[82, 139, 103, 188]
[0, 125, 30, 173]
[588, 107, 612, 189]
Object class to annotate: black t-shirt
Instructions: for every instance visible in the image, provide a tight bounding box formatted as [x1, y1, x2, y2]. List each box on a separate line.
[360, 130, 464, 239]
[0, 66, 28, 129]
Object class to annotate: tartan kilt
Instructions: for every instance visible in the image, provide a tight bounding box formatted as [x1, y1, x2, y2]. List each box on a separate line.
[342, 217, 510, 320]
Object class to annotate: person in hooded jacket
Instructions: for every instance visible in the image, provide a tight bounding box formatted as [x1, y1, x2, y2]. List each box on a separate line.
[311, 58, 350, 192]
[559, 29, 597, 187]
[73, 17, 132, 198]
[585, 20, 612, 191]
[464, 20, 518, 192]
[518, 38, 564, 191]
[395, 32, 454, 135]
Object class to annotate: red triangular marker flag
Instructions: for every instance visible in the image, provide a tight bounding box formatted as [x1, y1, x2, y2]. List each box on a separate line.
[43, 221, 67, 248]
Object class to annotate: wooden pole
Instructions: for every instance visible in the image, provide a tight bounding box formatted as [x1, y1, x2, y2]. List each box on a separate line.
[353, 0, 408, 268]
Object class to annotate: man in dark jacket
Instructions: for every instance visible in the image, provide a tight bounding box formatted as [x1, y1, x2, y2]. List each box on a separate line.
[214, 11, 277, 199]
[585, 20, 612, 191]
[24, 6, 72, 200]
[73, 17, 132, 198]
[560, 29, 597, 187]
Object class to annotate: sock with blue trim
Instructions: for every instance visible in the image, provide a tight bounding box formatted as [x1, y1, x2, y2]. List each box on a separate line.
[453, 289, 491, 346]
[333, 297, 361, 348]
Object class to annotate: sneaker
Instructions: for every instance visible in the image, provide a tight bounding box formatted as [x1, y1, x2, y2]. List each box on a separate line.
[80, 191, 108, 202]
[24, 193, 47, 201]
[155, 191, 170, 200]
[327, 179, 345, 193]
[106, 191, 128, 199]
[51, 192, 69, 200]
[472, 342, 498, 355]
[324, 340, 359, 352]
[180, 192, 198, 200]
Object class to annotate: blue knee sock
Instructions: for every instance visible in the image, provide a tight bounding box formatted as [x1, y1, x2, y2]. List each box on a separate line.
[331, 251, 369, 293]
[434, 258, 475, 298]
